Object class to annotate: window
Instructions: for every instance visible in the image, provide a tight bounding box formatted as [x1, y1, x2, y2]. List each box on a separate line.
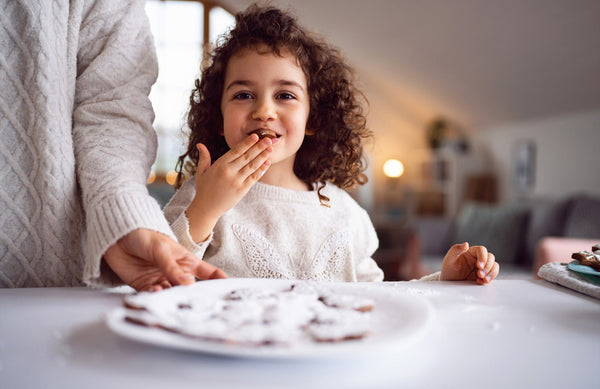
[145, 0, 235, 185]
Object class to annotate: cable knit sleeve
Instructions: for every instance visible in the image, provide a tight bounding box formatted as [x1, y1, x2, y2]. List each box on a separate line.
[71, 0, 175, 286]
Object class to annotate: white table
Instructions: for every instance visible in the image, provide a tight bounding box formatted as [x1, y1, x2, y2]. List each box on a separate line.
[1, 280, 598, 389]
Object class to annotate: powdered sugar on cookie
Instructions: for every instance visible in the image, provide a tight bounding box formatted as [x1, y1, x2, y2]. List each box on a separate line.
[122, 281, 374, 347]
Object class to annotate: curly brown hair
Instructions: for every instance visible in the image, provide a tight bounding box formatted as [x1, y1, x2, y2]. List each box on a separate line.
[175, 4, 372, 205]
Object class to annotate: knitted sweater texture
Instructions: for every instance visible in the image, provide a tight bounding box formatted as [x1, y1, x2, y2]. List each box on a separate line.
[164, 179, 385, 282]
[0, 0, 174, 287]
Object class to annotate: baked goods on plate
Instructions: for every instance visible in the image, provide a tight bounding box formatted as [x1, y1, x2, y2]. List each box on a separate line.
[122, 280, 374, 346]
[106, 278, 433, 358]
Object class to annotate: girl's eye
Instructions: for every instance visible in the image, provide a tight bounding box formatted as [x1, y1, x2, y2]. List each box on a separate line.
[277, 92, 296, 100]
[233, 92, 253, 100]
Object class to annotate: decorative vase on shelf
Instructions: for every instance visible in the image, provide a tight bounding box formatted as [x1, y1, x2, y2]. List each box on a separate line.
[426, 118, 447, 151]
[425, 117, 470, 154]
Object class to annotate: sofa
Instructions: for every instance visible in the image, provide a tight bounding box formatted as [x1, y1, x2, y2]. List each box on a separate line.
[408, 192, 600, 278]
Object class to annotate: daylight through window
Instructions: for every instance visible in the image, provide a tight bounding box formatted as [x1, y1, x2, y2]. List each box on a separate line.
[145, 0, 235, 181]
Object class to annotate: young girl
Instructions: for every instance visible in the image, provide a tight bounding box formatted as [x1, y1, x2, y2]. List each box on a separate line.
[163, 5, 499, 284]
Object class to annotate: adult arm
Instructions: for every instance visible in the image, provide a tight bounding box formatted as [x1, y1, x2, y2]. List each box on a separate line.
[71, 0, 222, 287]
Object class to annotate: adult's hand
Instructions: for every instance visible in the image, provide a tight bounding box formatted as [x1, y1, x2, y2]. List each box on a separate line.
[104, 228, 226, 292]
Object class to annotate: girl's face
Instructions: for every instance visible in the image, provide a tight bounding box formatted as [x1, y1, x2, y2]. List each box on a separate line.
[220, 46, 310, 179]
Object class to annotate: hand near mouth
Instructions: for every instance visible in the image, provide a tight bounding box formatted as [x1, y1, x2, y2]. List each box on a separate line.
[185, 134, 272, 243]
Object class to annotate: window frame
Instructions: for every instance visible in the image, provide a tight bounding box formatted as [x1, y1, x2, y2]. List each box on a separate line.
[154, 0, 236, 59]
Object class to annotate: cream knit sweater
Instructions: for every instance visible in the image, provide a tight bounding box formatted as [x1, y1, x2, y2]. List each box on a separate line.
[164, 179, 385, 282]
[0, 0, 174, 287]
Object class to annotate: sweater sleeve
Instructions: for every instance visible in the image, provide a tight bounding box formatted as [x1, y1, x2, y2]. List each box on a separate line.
[350, 202, 384, 282]
[71, 0, 175, 286]
[416, 271, 441, 281]
[163, 177, 212, 258]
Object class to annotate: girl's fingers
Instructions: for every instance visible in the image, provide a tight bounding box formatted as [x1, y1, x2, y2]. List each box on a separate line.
[484, 252, 496, 273]
[224, 133, 261, 162]
[447, 242, 469, 259]
[469, 245, 488, 270]
[238, 138, 272, 165]
[478, 262, 500, 284]
[490, 262, 500, 280]
[477, 251, 496, 278]
[219, 135, 272, 178]
[239, 145, 272, 179]
[248, 159, 271, 181]
[228, 138, 272, 181]
[196, 143, 212, 174]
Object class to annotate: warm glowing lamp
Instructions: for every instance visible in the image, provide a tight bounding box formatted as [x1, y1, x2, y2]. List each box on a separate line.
[383, 159, 404, 178]
[165, 170, 178, 186]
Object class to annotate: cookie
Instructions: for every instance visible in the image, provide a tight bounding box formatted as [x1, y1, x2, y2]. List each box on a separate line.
[224, 288, 277, 302]
[121, 281, 374, 347]
[251, 129, 277, 139]
[318, 294, 374, 312]
[572, 250, 600, 271]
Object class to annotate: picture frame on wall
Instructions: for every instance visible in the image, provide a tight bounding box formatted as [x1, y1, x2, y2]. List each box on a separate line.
[513, 139, 536, 192]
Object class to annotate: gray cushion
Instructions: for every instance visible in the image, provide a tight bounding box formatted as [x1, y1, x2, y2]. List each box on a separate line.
[416, 217, 453, 255]
[518, 197, 571, 265]
[453, 202, 529, 264]
[563, 194, 600, 239]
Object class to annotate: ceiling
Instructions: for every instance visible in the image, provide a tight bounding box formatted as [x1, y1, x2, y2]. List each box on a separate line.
[219, 0, 600, 131]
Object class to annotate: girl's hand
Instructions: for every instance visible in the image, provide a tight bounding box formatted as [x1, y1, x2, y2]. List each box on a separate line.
[440, 242, 499, 284]
[186, 134, 272, 242]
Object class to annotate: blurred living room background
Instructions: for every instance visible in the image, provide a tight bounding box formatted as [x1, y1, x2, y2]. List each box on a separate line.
[145, 0, 600, 280]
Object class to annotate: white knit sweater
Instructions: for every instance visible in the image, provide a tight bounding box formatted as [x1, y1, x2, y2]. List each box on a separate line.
[0, 0, 174, 287]
[164, 179, 385, 282]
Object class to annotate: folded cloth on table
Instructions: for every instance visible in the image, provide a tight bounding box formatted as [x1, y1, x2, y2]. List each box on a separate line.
[538, 262, 600, 299]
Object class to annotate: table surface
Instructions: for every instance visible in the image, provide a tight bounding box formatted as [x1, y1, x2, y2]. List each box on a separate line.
[1, 279, 598, 389]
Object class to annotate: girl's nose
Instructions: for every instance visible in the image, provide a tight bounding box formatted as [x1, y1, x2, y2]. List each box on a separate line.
[251, 98, 277, 121]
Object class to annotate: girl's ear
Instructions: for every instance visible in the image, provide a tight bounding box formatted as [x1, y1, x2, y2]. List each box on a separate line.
[305, 129, 315, 136]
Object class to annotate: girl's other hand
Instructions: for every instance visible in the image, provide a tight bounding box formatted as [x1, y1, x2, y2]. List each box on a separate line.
[186, 134, 272, 242]
[440, 242, 499, 284]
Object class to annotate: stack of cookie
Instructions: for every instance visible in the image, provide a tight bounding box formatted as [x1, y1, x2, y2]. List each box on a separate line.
[572, 244, 600, 271]
[122, 281, 375, 347]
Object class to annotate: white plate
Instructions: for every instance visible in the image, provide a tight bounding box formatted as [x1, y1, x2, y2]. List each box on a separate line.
[106, 278, 433, 359]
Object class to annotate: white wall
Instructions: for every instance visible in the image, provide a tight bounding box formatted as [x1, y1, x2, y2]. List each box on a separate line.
[473, 109, 600, 203]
